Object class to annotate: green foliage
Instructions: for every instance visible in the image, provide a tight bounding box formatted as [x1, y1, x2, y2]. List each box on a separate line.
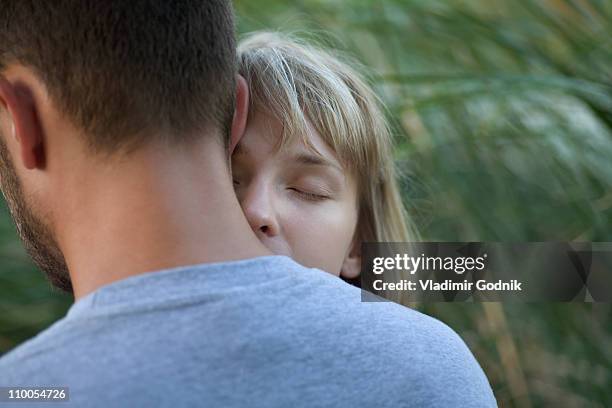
[0, 202, 71, 352]
[1, 1, 610, 406]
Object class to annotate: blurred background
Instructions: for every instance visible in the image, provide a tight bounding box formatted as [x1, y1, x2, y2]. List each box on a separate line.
[1, 0, 611, 406]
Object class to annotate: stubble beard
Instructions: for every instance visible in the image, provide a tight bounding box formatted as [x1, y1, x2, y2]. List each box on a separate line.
[0, 137, 72, 294]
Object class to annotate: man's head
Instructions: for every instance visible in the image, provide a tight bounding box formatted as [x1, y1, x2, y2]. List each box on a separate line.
[0, 1, 239, 293]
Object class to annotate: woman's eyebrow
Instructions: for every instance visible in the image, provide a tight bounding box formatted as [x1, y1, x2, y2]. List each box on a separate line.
[294, 153, 343, 172]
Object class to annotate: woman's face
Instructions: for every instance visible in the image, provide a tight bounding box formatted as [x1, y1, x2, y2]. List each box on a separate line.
[232, 110, 360, 278]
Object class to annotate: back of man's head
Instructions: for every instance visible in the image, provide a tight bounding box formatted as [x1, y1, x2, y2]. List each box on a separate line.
[0, 0, 237, 154]
[0, 1, 240, 295]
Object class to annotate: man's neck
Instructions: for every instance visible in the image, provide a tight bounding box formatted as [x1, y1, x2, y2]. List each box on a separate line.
[56, 139, 270, 300]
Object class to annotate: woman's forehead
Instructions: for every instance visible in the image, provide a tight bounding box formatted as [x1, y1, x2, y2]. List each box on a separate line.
[240, 110, 343, 169]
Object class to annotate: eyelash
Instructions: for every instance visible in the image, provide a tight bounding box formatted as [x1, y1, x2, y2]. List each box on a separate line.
[233, 180, 329, 202]
[288, 188, 329, 202]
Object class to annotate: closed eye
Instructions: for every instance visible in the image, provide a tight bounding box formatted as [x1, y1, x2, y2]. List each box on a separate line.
[287, 187, 330, 202]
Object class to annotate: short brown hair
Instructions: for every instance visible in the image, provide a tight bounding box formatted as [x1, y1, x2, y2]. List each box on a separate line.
[0, 0, 237, 154]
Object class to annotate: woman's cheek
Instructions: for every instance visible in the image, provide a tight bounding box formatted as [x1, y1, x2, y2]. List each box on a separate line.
[283, 201, 356, 276]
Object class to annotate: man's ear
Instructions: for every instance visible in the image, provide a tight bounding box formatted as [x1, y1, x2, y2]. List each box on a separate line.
[0, 75, 45, 170]
[340, 236, 361, 280]
[229, 74, 249, 155]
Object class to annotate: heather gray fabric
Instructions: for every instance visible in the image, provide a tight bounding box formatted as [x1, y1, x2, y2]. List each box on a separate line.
[0, 256, 496, 407]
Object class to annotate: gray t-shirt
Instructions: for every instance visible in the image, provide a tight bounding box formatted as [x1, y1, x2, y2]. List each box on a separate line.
[0, 256, 496, 407]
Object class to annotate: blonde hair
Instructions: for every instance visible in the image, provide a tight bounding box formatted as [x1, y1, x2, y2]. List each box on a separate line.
[237, 31, 415, 246]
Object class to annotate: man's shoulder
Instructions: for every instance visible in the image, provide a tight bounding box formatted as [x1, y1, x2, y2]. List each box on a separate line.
[348, 304, 496, 405]
[299, 275, 470, 358]
[285, 272, 496, 406]
[278, 264, 470, 355]
[0, 317, 73, 383]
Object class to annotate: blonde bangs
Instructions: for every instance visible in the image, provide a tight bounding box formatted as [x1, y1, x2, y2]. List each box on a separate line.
[237, 32, 373, 174]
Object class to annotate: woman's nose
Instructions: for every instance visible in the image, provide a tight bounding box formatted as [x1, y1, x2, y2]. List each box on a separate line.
[240, 184, 280, 238]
